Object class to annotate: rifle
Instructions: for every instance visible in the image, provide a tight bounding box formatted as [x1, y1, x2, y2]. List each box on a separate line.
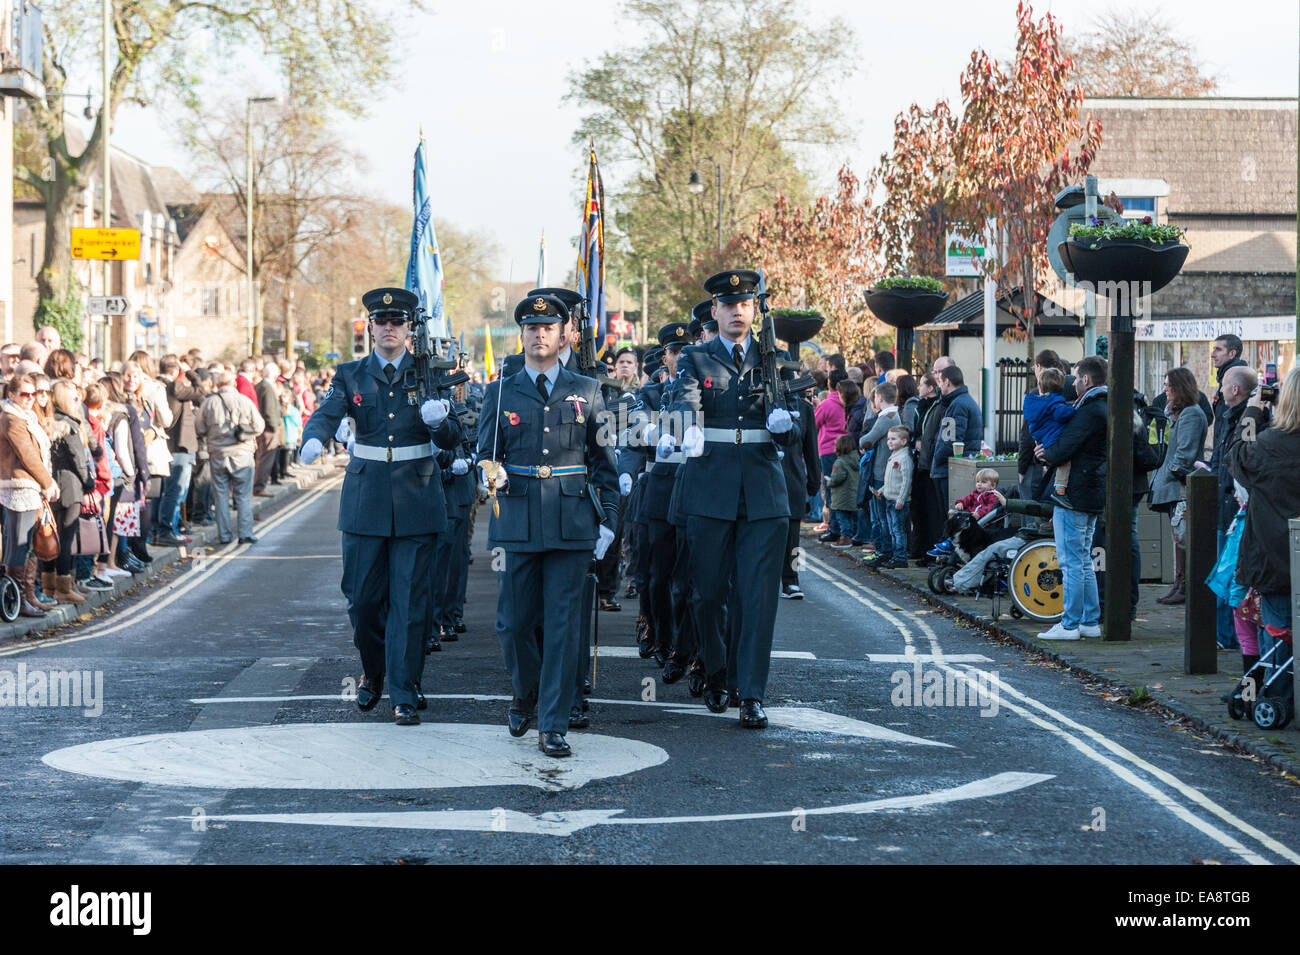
[402, 306, 470, 406]
[572, 296, 621, 395]
[753, 269, 816, 417]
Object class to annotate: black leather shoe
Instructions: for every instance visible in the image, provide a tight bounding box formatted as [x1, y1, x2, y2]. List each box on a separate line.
[703, 669, 729, 713]
[415, 685, 427, 710]
[394, 703, 419, 725]
[739, 699, 768, 729]
[652, 645, 668, 667]
[599, 597, 621, 612]
[568, 705, 589, 729]
[356, 675, 383, 712]
[424, 632, 442, 654]
[582, 679, 592, 696]
[453, 619, 466, 634]
[440, 625, 458, 642]
[662, 656, 687, 684]
[508, 695, 536, 737]
[624, 584, 637, 599]
[238, 536, 258, 545]
[636, 616, 654, 658]
[687, 663, 706, 698]
[539, 731, 571, 757]
[727, 687, 741, 708]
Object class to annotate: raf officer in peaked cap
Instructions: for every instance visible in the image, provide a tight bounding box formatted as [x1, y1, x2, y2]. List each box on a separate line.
[478, 293, 619, 757]
[663, 269, 796, 728]
[499, 287, 585, 378]
[301, 287, 462, 726]
[691, 299, 719, 342]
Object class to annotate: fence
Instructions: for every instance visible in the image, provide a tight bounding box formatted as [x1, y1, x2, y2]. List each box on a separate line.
[995, 358, 1033, 454]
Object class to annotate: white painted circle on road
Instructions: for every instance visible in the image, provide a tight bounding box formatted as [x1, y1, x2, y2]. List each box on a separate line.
[43, 723, 668, 791]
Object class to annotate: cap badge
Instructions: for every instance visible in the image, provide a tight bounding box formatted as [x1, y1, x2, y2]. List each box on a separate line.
[533, 297, 547, 311]
[382, 293, 393, 305]
[675, 327, 684, 337]
[729, 274, 740, 287]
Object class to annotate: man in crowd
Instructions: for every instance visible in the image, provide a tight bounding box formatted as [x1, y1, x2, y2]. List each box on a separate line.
[35, 325, 61, 354]
[156, 355, 204, 546]
[1036, 355, 1108, 640]
[929, 364, 982, 510]
[253, 362, 284, 498]
[195, 368, 264, 546]
[1210, 362, 1257, 649]
[1, 343, 22, 378]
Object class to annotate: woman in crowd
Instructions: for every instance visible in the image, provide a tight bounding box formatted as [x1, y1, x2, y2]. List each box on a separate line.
[122, 360, 167, 555]
[1149, 366, 1208, 606]
[0, 373, 58, 616]
[896, 374, 920, 438]
[1227, 366, 1300, 665]
[815, 375, 855, 540]
[44, 348, 77, 382]
[100, 374, 150, 576]
[912, 372, 943, 564]
[77, 382, 115, 591]
[39, 380, 94, 605]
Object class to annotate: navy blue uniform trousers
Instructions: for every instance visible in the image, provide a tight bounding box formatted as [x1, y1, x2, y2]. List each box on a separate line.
[341, 531, 438, 708]
[497, 549, 591, 733]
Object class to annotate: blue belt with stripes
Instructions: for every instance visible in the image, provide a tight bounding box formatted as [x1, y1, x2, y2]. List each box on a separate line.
[502, 464, 587, 479]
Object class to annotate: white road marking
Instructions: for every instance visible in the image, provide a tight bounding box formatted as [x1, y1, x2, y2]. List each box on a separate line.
[593, 645, 815, 660]
[800, 551, 1299, 866]
[43, 722, 668, 791]
[178, 694, 949, 747]
[181, 771, 1054, 836]
[0, 475, 342, 658]
[866, 653, 992, 663]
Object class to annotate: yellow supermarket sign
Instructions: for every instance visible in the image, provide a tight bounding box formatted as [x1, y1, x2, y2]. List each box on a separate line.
[71, 228, 141, 260]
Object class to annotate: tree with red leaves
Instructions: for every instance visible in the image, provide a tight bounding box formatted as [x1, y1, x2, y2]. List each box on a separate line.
[948, 1, 1103, 358]
[873, 100, 958, 281]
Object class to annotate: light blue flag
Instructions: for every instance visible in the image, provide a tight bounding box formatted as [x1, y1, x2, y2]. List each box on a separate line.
[405, 138, 448, 338]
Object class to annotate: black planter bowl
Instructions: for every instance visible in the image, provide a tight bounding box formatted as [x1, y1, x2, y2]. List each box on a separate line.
[772, 312, 825, 348]
[1056, 238, 1189, 295]
[864, 287, 949, 329]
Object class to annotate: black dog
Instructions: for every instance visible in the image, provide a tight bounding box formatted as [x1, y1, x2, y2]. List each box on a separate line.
[942, 510, 1018, 566]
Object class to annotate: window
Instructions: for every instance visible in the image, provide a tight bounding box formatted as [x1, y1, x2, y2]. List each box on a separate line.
[1117, 197, 1156, 219]
[200, 287, 221, 317]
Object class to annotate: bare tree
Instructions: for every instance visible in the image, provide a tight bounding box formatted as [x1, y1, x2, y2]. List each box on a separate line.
[1062, 7, 1220, 97]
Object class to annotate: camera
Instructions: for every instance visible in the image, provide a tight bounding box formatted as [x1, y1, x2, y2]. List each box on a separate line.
[231, 424, 245, 443]
[1259, 384, 1279, 404]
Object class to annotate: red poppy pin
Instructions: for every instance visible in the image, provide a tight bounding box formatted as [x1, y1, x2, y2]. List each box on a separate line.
[352, 393, 363, 405]
[506, 412, 520, 426]
[703, 376, 713, 389]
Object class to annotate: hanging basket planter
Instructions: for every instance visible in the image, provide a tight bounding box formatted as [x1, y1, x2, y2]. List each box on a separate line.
[770, 309, 825, 348]
[1057, 220, 1189, 295]
[864, 279, 949, 330]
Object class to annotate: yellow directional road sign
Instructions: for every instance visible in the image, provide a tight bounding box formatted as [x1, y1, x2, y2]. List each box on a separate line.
[71, 228, 141, 260]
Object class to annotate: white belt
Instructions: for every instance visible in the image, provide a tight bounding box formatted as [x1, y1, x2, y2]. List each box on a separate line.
[351, 441, 435, 463]
[652, 451, 685, 466]
[700, 428, 772, 445]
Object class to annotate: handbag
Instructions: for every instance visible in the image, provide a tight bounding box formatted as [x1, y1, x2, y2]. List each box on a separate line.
[33, 501, 59, 562]
[112, 499, 141, 538]
[73, 495, 109, 556]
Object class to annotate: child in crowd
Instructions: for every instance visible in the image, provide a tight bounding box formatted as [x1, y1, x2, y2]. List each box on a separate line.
[825, 433, 860, 549]
[1023, 366, 1075, 503]
[927, 468, 1006, 558]
[878, 425, 914, 568]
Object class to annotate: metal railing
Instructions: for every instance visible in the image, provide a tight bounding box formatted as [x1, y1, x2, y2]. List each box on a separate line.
[995, 358, 1033, 454]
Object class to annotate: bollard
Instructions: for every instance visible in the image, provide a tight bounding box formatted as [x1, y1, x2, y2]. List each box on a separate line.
[1184, 470, 1218, 675]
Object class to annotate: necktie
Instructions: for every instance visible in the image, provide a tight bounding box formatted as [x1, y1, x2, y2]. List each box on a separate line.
[733, 344, 744, 372]
[384, 364, 394, 384]
[536, 375, 549, 402]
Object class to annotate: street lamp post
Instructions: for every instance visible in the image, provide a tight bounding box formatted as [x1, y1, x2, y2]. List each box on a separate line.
[687, 162, 723, 253]
[245, 95, 275, 357]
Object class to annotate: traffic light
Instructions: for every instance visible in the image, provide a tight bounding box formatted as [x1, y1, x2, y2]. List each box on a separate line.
[351, 318, 368, 359]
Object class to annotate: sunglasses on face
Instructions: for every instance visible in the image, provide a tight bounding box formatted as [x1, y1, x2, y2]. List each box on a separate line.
[16, 391, 35, 398]
[371, 316, 408, 328]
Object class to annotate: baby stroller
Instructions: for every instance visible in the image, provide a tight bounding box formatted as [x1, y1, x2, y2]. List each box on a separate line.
[1227, 626, 1294, 730]
[927, 502, 1011, 595]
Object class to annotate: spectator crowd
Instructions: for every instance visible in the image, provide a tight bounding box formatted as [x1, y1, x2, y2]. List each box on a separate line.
[0, 326, 335, 618]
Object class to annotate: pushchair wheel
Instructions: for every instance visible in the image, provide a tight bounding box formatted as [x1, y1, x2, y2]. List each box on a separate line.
[1009, 605, 1023, 620]
[1227, 696, 1247, 721]
[927, 565, 946, 594]
[1252, 697, 1292, 730]
[0, 574, 19, 623]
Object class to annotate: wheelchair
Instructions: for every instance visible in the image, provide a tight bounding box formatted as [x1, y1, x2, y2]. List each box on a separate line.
[0, 569, 20, 622]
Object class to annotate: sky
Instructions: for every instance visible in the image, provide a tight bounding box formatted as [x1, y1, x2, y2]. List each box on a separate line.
[108, 0, 1300, 282]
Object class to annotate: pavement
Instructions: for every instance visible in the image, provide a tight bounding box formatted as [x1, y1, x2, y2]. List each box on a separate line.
[1, 480, 1298, 864]
[803, 529, 1300, 780]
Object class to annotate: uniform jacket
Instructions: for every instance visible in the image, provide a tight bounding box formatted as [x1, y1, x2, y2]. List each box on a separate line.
[476, 364, 619, 553]
[781, 395, 820, 516]
[500, 348, 580, 379]
[930, 385, 983, 478]
[437, 447, 475, 519]
[668, 335, 795, 521]
[302, 351, 462, 538]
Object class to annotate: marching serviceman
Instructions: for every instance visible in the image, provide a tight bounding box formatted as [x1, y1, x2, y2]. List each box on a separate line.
[300, 287, 462, 726]
[664, 270, 796, 728]
[477, 293, 619, 758]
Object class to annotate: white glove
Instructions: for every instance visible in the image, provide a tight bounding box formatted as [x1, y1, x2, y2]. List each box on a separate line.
[451, 458, 470, 475]
[644, 422, 659, 447]
[301, 437, 324, 465]
[777, 449, 785, 460]
[682, 425, 705, 458]
[594, 524, 616, 560]
[619, 472, 633, 496]
[478, 460, 508, 491]
[656, 433, 676, 460]
[421, 398, 450, 428]
[790, 409, 801, 419]
[334, 418, 354, 445]
[767, 408, 793, 433]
